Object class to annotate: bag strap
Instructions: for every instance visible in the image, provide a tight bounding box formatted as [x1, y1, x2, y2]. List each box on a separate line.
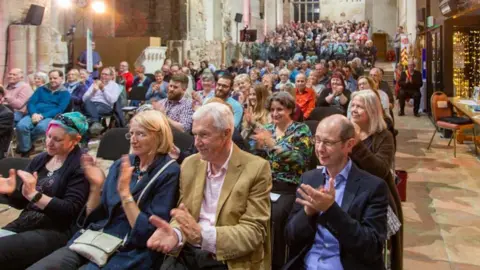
[135, 159, 176, 207]
[122, 158, 176, 244]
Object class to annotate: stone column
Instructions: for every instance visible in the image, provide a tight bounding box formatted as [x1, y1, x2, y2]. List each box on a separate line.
[8, 25, 28, 74]
[406, 0, 417, 44]
[0, 0, 9, 84]
[37, 26, 52, 73]
[243, 0, 250, 27]
[26, 26, 37, 75]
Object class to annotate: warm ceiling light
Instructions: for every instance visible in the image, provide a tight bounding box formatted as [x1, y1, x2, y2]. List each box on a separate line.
[57, 0, 72, 8]
[91, 1, 106, 14]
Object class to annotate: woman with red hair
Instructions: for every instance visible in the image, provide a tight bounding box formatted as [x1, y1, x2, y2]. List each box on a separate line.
[317, 72, 352, 114]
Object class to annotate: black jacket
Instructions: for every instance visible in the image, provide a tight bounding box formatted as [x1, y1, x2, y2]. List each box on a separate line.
[283, 163, 389, 270]
[398, 70, 423, 92]
[4, 146, 89, 233]
[0, 105, 13, 158]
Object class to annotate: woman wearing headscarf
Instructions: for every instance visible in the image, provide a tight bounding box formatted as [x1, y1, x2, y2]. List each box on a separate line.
[0, 112, 90, 269]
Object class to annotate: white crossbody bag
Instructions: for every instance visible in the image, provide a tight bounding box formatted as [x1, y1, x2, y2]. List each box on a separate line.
[69, 159, 175, 267]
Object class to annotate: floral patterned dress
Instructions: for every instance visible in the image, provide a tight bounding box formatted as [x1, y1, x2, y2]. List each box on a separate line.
[251, 122, 313, 185]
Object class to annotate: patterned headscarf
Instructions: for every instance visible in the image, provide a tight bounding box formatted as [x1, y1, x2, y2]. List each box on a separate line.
[48, 112, 89, 137]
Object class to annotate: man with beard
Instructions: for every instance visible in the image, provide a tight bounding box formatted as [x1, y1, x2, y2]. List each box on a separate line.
[205, 74, 243, 129]
[154, 74, 194, 133]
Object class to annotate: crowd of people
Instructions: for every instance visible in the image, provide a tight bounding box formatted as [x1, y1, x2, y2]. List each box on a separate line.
[247, 20, 378, 68]
[0, 27, 426, 269]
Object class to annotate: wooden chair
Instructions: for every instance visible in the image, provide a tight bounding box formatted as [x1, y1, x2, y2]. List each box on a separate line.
[427, 91, 477, 157]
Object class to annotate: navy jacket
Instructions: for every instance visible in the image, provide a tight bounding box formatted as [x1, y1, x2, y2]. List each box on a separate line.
[283, 163, 389, 270]
[4, 146, 89, 233]
[72, 154, 180, 270]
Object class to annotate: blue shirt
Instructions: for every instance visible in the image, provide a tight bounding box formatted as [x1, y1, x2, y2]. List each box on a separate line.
[78, 50, 102, 79]
[304, 159, 352, 270]
[346, 76, 358, 92]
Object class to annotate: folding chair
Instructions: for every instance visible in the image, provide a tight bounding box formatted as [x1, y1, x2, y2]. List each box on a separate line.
[122, 86, 148, 113]
[427, 91, 477, 157]
[96, 128, 130, 161]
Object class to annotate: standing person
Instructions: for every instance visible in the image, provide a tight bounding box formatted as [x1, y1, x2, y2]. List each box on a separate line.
[393, 26, 404, 64]
[398, 60, 422, 116]
[77, 41, 103, 79]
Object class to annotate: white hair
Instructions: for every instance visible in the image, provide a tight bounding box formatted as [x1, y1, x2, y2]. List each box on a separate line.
[193, 103, 234, 133]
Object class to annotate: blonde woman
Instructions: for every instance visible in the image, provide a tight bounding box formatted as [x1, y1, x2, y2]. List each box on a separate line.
[29, 110, 180, 270]
[348, 90, 403, 270]
[233, 73, 252, 105]
[241, 84, 271, 139]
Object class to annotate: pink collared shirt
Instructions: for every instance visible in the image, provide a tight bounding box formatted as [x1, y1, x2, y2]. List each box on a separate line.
[174, 145, 233, 254]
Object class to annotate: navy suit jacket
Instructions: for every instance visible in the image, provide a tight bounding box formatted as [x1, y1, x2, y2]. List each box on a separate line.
[283, 163, 389, 270]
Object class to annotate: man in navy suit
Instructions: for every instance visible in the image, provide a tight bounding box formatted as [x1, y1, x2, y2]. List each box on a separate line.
[283, 115, 389, 270]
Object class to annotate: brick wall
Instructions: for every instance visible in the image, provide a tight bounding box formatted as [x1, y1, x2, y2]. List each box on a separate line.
[114, 0, 187, 43]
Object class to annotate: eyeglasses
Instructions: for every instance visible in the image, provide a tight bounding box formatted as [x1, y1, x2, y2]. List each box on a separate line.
[125, 131, 148, 140]
[101, 73, 111, 76]
[54, 114, 80, 134]
[312, 138, 350, 148]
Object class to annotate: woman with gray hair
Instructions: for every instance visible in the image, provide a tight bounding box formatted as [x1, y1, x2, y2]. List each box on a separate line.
[33, 72, 48, 89]
[250, 91, 313, 269]
[348, 90, 403, 269]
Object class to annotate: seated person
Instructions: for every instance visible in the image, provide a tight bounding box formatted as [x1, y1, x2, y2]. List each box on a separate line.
[145, 69, 168, 101]
[79, 69, 94, 89]
[204, 74, 244, 129]
[170, 98, 250, 164]
[3, 68, 33, 123]
[64, 69, 87, 111]
[28, 110, 180, 270]
[130, 65, 153, 106]
[0, 112, 89, 269]
[146, 103, 272, 270]
[82, 67, 122, 135]
[295, 73, 316, 119]
[32, 71, 48, 90]
[152, 74, 194, 133]
[250, 91, 313, 269]
[348, 90, 403, 269]
[241, 84, 271, 140]
[16, 70, 71, 157]
[317, 73, 351, 115]
[284, 115, 389, 270]
[0, 86, 14, 159]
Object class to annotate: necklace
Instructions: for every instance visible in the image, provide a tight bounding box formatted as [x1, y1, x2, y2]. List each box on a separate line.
[133, 156, 149, 181]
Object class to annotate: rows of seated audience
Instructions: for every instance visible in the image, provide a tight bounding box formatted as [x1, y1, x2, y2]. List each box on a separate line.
[0, 53, 408, 270]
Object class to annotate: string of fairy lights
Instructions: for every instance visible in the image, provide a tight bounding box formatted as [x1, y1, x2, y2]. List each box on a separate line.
[453, 30, 480, 98]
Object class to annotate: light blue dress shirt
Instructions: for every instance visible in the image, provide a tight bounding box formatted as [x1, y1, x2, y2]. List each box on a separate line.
[204, 96, 243, 129]
[304, 159, 352, 270]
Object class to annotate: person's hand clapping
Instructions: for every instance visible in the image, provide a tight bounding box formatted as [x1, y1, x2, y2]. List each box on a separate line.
[147, 215, 179, 253]
[81, 154, 106, 190]
[296, 179, 336, 216]
[0, 169, 17, 195]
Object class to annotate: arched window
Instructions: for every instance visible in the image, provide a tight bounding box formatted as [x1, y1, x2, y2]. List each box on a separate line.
[292, 0, 320, 23]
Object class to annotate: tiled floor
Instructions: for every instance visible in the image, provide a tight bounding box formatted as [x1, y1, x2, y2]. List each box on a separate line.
[396, 107, 480, 270]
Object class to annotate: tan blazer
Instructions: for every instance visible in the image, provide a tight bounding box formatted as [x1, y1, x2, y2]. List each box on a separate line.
[171, 145, 272, 270]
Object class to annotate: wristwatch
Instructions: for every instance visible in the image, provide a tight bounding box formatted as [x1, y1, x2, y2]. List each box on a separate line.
[30, 192, 43, 203]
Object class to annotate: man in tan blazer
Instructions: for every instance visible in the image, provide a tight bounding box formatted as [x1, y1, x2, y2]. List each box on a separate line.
[147, 96, 272, 270]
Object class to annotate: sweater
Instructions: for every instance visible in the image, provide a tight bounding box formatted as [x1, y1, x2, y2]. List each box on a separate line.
[5, 81, 33, 113]
[350, 129, 403, 270]
[27, 84, 71, 118]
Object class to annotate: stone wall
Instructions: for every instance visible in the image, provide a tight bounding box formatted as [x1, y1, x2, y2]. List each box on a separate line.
[371, 0, 397, 43]
[320, 0, 365, 22]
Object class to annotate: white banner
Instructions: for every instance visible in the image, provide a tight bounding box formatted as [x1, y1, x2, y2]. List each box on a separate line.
[86, 29, 93, 73]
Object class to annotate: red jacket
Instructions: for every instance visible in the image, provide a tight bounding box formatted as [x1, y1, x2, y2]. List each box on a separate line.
[121, 72, 134, 91]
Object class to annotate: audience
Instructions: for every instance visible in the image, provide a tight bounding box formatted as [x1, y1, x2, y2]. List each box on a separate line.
[16, 70, 71, 157]
[119, 61, 134, 91]
[295, 74, 316, 119]
[206, 74, 244, 129]
[317, 73, 351, 114]
[64, 69, 87, 112]
[0, 86, 14, 159]
[82, 67, 122, 135]
[145, 70, 168, 101]
[79, 69, 93, 89]
[0, 112, 89, 269]
[29, 110, 180, 269]
[251, 91, 313, 269]
[146, 103, 272, 270]
[153, 74, 194, 133]
[348, 90, 403, 270]
[33, 72, 48, 89]
[398, 60, 422, 117]
[4, 68, 34, 123]
[241, 84, 271, 140]
[285, 115, 389, 270]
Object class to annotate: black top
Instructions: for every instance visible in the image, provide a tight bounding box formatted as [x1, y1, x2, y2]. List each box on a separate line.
[4, 146, 89, 233]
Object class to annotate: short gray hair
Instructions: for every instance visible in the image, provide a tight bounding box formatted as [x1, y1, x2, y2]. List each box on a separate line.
[34, 71, 48, 83]
[193, 103, 234, 133]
